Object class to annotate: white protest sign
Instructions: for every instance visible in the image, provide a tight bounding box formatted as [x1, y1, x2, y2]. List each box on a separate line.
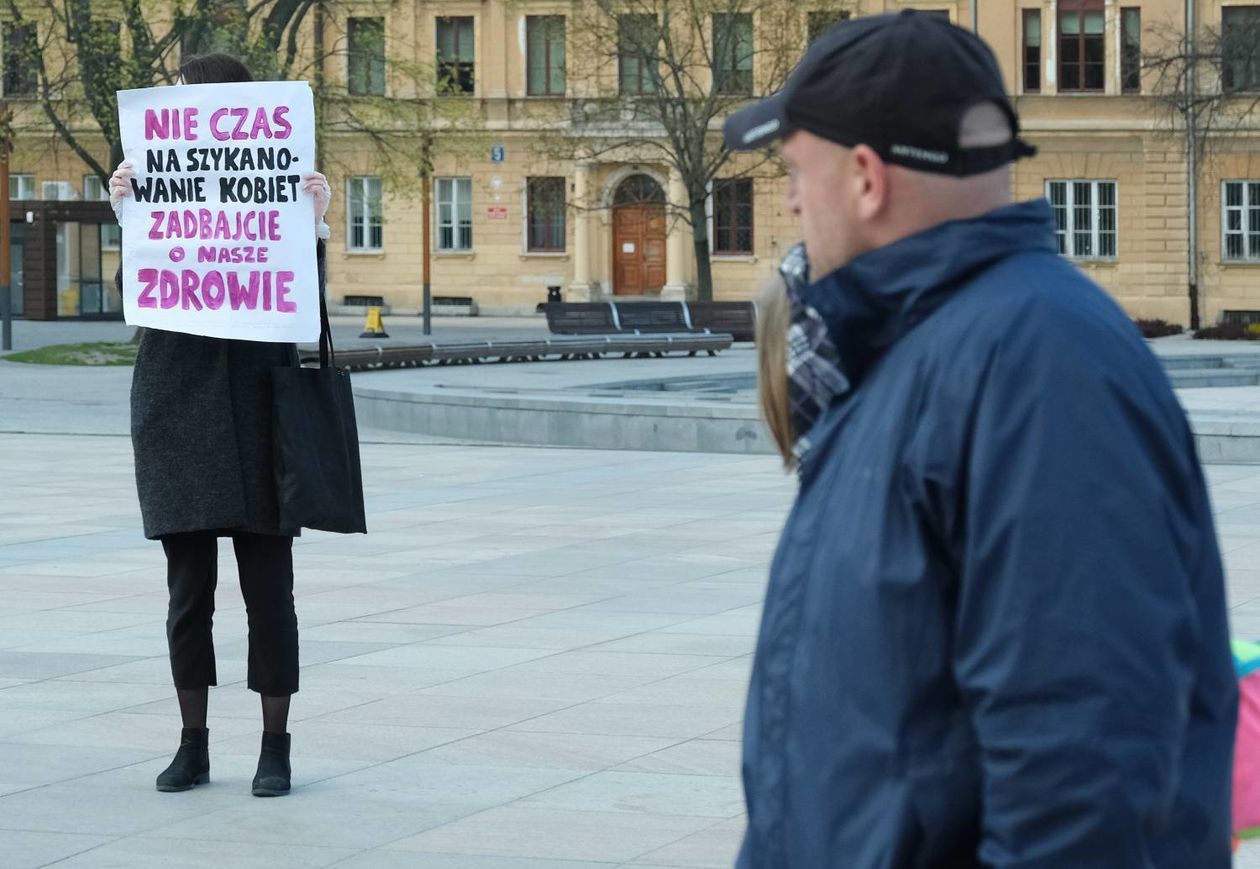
[117, 81, 320, 342]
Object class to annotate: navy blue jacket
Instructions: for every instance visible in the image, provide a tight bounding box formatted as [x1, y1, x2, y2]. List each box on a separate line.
[738, 201, 1236, 869]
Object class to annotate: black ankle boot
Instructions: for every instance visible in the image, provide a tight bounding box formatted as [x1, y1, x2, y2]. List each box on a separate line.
[252, 731, 291, 797]
[155, 727, 210, 792]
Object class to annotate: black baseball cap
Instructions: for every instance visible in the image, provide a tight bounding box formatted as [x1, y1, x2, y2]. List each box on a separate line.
[723, 10, 1036, 176]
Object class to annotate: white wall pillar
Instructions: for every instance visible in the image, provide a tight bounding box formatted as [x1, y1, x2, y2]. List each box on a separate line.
[662, 166, 690, 300]
[568, 162, 593, 301]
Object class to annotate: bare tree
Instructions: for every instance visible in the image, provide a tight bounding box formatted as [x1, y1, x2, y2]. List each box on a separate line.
[1145, 14, 1260, 156]
[1143, 10, 1260, 328]
[0, 0, 324, 183]
[548, 0, 850, 301]
[0, 0, 482, 187]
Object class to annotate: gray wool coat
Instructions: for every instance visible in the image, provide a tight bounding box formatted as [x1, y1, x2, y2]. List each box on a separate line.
[127, 242, 325, 540]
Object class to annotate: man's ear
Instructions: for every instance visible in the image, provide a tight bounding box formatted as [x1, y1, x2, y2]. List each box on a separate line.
[849, 144, 889, 222]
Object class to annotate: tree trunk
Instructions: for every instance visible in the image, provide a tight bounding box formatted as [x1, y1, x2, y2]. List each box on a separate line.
[689, 200, 713, 302]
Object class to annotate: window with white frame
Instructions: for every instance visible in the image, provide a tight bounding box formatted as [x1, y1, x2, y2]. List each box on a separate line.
[1047, 180, 1117, 259]
[9, 173, 34, 200]
[436, 177, 473, 252]
[41, 180, 75, 200]
[1224, 181, 1260, 262]
[84, 174, 121, 250]
[347, 176, 383, 251]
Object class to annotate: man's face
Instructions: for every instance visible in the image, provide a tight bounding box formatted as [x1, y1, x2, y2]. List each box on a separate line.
[781, 131, 865, 280]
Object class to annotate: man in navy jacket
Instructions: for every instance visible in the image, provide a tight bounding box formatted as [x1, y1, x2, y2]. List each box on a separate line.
[725, 11, 1236, 868]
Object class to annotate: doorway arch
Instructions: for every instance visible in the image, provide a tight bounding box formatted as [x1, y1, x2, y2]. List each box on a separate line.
[611, 174, 666, 296]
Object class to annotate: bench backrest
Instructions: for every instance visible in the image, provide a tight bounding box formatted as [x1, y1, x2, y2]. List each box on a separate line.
[685, 301, 756, 342]
[613, 301, 690, 333]
[544, 302, 620, 334]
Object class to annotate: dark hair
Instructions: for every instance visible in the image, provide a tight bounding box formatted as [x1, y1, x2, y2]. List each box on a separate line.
[179, 53, 253, 85]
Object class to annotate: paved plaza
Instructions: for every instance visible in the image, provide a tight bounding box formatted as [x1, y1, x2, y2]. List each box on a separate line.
[5, 330, 1260, 866]
[0, 431, 792, 868]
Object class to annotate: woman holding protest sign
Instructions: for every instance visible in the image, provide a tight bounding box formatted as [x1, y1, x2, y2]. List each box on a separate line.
[110, 53, 331, 798]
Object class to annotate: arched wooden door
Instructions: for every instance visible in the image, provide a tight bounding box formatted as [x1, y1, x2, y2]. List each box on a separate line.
[612, 175, 667, 295]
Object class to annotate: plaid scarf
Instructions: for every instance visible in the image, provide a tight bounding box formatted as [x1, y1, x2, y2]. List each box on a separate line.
[778, 243, 850, 463]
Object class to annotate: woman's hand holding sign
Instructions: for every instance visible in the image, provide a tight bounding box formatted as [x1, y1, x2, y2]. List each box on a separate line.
[300, 172, 330, 228]
[110, 160, 136, 221]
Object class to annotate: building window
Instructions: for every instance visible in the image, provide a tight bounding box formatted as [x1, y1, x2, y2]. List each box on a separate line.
[1022, 9, 1041, 93]
[3, 24, 36, 97]
[713, 13, 753, 96]
[2, 23, 36, 96]
[807, 10, 851, 44]
[1223, 6, 1260, 92]
[437, 16, 475, 95]
[526, 177, 565, 253]
[713, 179, 754, 256]
[436, 177, 473, 252]
[619, 14, 661, 95]
[1047, 180, 1117, 259]
[9, 173, 34, 200]
[1121, 7, 1141, 93]
[1224, 181, 1260, 262]
[1058, 0, 1105, 93]
[526, 16, 565, 97]
[348, 17, 386, 97]
[41, 181, 74, 200]
[84, 175, 121, 250]
[347, 177, 383, 252]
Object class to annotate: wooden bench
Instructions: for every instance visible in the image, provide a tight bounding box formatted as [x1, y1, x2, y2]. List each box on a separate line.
[544, 301, 757, 341]
[544, 302, 620, 334]
[613, 301, 692, 334]
[685, 301, 757, 342]
[299, 333, 733, 372]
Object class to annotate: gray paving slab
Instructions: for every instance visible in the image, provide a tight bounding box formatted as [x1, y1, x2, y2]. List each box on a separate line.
[1, 435, 1259, 866]
[46, 838, 359, 869]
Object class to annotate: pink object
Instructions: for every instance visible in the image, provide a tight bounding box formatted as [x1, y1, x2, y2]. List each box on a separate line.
[1235, 673, 1260, 835]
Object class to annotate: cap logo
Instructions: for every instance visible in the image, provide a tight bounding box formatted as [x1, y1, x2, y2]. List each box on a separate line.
[890, 144, 949, 164]
[743, 118, 781, 145]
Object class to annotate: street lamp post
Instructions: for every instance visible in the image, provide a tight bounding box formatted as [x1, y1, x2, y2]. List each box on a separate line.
[0, 101, 11, 352]
[419, 135, 433, 337]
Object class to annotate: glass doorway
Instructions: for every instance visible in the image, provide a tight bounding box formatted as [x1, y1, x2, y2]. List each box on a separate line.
[47, 221, 116, 318]
[7, 221, 23, 317]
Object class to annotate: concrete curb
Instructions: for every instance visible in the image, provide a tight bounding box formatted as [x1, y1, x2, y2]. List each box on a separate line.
[353, 385, 773, 454]
[354, 382, 1260, 464]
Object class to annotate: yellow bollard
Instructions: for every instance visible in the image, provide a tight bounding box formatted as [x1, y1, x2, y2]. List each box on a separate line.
[359, 305, 390, 338]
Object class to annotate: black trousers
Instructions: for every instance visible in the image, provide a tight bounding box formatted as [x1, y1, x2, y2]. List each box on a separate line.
[162, 532, 299, 696]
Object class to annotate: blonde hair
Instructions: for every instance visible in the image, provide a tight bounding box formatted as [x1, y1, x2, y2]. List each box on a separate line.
[756, 278, 795, 469]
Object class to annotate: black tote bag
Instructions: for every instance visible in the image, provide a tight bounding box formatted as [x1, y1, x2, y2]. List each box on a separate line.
[272, 289, 367, 534]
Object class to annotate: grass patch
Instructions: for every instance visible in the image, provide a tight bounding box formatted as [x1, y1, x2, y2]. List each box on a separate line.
[1135, 319, 1184, 339]
[1194, 323, 1260, 341]
[3, 341, 137, 366]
